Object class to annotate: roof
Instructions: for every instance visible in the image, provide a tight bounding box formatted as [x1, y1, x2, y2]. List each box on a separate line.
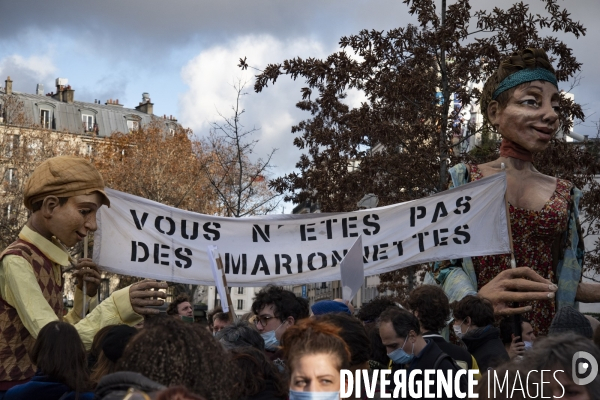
[0, 88, 179, 138]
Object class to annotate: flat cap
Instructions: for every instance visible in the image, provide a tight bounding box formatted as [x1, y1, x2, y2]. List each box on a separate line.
[24, 156, 110, 210]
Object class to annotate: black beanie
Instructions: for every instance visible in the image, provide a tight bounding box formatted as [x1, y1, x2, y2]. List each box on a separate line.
[101, 325, 138, 363]
[548, 306, 593, 339]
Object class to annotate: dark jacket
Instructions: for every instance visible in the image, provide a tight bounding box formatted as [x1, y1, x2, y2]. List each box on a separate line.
[388, 340, 467, 400]
[461, 325, 509, 372]
[422, 331, 474, 369]
[4, 372, 94, 400]
[94, 371, 165, 400]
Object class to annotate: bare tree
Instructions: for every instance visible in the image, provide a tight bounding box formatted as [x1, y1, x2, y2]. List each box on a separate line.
[201, 80, 280, 217]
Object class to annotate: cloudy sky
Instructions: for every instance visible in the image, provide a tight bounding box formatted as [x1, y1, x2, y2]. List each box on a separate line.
[1, 0, 599, 197]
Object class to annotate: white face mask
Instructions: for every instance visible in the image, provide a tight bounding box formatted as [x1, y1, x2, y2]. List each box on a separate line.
[453, 321, 469, 338]
[524, 341, 533, 351]
[261, 321, 285, 351]
[289, 390, 339, 400]
[452, 324, 463, 338]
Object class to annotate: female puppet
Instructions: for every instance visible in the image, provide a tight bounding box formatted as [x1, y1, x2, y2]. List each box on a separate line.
[430, 48, 599, 336]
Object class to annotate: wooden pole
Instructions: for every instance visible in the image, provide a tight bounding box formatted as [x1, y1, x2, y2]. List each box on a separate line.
[215, 254, 236, 322]
[501, 163, 517, 269]
[82, 234, 88, 318]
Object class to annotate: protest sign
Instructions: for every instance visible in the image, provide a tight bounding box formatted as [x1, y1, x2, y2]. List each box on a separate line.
[340, 235, 364, 302]
[94, 172, 510, 286]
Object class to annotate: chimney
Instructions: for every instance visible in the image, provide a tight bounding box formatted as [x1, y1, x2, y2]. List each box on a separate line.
[5, 76, 12, 95]
[36, 84, 44, 95]
[105, 98, 123, 107]
[64, 86, 74, 104]
[135, 92, 153, 114]
[52, 78, 74, 103]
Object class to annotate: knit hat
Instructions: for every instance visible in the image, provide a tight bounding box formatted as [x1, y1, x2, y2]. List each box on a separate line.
[23, 156, 110, 210]
[101, 325, 138, 363]
[548, 306, 593, 339]
[311, 300, 351, 316]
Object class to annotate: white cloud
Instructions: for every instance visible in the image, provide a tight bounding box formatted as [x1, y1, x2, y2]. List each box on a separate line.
[0, 53, 57, 92]
[179, 34, 335, 175]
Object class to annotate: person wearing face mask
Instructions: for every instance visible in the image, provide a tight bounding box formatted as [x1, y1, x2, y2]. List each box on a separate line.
[251, 285, 310, 364]
[281, 318, 350, 400]
[499, 316, 537, 359]
[378, 308, 467, 399]
[452, 295, 509, 371]
[407, 285, 480, 375]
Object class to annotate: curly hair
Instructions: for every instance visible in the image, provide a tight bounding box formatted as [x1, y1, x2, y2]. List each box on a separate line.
[117, 317, 240, 399]
[251, 285, 310, 323]
[317, 313, 371, 367]
[480, 48, 556, 126]
[229, 347, 288, 399]
[407, 285, 450, 332]
[281, 318, 351, 372]
[452, 295, 495, 327]
[166, 293, 191, 316]
[356, 296, 399, 324]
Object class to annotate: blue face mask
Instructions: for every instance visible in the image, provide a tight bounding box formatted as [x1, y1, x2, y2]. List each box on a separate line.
[261, 322, 285, 351]
[289, 390, 339, 400]
[524, 341, 533, 351]
[388, 337, 414, 365]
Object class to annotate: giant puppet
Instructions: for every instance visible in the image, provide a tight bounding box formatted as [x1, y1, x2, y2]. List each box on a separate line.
[430, 48, 599, 335]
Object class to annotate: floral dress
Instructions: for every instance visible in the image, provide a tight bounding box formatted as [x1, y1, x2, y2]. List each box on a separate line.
[469, 164, 572, 336]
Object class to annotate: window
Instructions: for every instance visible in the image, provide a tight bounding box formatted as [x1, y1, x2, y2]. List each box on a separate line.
[40, 109, 50, 129]
[237, 299, 244, 310]
[3, 168, 17, 189]
[4, 135, 19, 157]
[3, 204, 11, 219]
[127, 120, 139, 132]
[237, 287, 244, 294]
[82, 114, 94, 132]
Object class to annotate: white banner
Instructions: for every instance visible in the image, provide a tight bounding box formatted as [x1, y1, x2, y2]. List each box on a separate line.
[94, 173, 510, 286]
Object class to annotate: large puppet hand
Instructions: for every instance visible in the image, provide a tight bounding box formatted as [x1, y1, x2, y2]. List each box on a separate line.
[73, 258, 101, 297]
[129, 279, 168, 315]
[478, 267, 557, 316]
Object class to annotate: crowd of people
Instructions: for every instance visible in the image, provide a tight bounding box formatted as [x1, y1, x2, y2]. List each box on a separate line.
[3, 283, 600, 399]
[2, 47, 600, 399]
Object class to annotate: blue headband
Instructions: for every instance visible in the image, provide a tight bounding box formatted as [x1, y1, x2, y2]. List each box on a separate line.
[492, 68, 558, 100]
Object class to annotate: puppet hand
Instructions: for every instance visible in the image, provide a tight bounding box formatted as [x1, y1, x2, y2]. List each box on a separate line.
[73, 258, 101, 297]
[478, 267, 557, 316]
[129, 279, 168, 315]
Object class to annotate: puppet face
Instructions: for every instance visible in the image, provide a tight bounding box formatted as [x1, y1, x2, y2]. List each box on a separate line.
[488, 80, 560, 154]
[48, 193, 103, 247]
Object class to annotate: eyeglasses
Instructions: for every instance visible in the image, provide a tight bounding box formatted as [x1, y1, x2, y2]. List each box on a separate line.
[254, 315, 276, 327]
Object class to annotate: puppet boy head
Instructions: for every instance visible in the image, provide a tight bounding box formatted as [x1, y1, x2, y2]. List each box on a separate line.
[24, 156, 110, 247]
